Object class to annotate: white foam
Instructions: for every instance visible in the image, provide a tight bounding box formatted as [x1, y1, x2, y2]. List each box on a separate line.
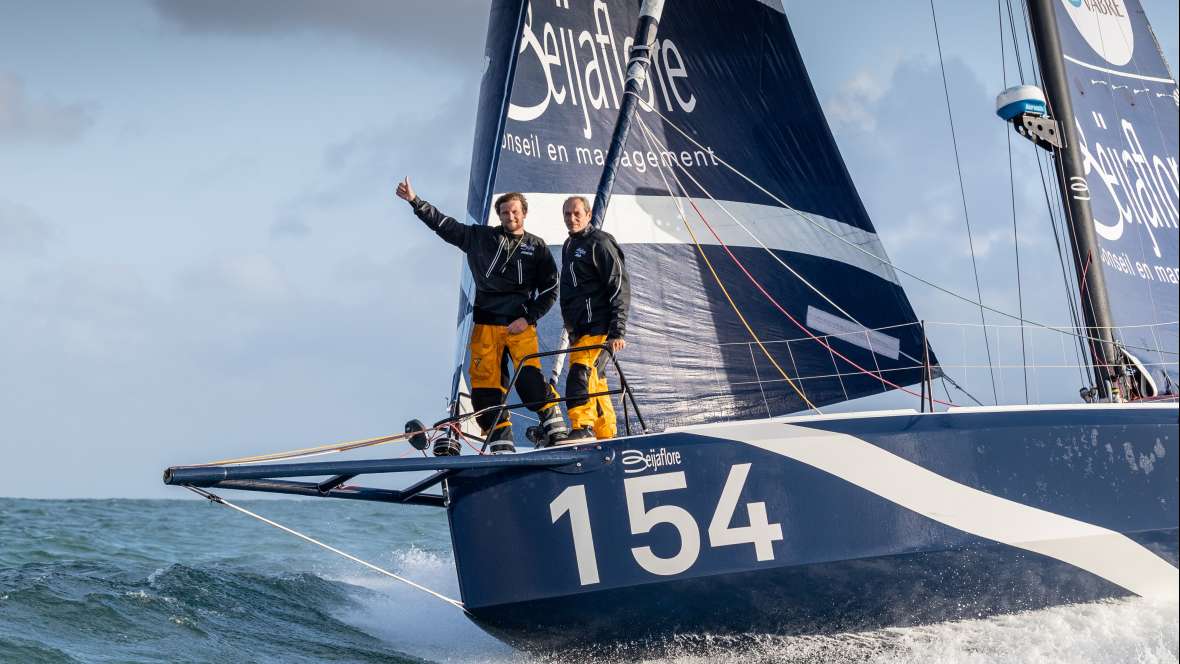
[316, 541, 1178, 663]
[625, 598, 1180, 664]
[331, 547, 516, 663]
[338, 578, 1177, 664]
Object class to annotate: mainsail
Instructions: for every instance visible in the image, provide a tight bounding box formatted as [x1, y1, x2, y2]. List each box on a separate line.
[1049, 0, 1179, 390]
[457, 0, 935, 430]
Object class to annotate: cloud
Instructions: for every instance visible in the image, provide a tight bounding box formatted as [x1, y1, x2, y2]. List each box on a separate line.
[271, 77, 479, 239]
[270, 213, 311, 239]
[0, 73, 94, 144]
[0, 242, 461, 497]
[826, 56, 1098, 404]
[0, 199, 53, 257]
[178, 253, 294, 306]
[825, 70, 888, 132]
[151, 0, 489, 64]
[830, 56, 1046, 264]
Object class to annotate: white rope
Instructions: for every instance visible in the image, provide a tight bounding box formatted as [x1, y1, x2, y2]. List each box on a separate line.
[186, 487, 466, 611]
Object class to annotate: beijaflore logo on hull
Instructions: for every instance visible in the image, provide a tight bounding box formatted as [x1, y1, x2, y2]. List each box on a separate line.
[1060, 0, 1134, 65]
[621, 447, 684, 474]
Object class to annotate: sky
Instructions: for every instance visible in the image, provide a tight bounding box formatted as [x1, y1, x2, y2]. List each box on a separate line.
[1, 1, 1177, 498]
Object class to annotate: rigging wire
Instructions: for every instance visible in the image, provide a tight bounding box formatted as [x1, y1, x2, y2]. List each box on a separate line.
[1050, 142, 1112, 384]
[1015, 0, 1115, 387]
[1004, 0, 1029, 82]
[635, 114, 958, 408]
[184, 486, 466, 610]
[929, 0, 999, 405]
[623, 92, 1175, 359]
[1030, 133, 1092, 382]
[1009, 0, 1093, 382]
[632, 109, 903, 372]
[998, 0, 1030, 404]
[634, 115, 821, 413]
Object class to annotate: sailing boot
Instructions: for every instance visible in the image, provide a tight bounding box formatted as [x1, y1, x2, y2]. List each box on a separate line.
[563, 426, 596, 444]
[487, 424, 516, 455]
[537, 405, 569, 447]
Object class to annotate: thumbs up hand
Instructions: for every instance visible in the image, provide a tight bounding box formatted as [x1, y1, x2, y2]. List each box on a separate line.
[395, 177, 416, 203]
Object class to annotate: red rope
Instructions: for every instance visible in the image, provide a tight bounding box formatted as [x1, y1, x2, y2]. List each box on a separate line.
[452, 422, 487, 455]
[684, 197, 957, 407]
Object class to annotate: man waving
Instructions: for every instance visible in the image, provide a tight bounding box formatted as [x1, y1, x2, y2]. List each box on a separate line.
[396, 177, 568, 453]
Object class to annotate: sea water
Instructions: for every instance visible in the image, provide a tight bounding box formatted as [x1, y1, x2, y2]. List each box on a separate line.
[1, 498, 1175, 663]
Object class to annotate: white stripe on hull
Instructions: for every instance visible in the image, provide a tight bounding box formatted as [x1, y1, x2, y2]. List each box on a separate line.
[690, 420, 1180, 600]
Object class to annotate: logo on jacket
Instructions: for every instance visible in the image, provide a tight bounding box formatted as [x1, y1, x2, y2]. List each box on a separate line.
[574, 247, 588, 259]
[622, 448, 683, 474]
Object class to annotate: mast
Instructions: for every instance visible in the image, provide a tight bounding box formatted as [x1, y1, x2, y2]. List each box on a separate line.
[590, 0, 665, 228]
[1025, 0, 1121, 398]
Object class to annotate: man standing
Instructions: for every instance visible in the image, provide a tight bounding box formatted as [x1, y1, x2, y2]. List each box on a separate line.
[559, 196, 630, 441]
[395, 177, 567, 453]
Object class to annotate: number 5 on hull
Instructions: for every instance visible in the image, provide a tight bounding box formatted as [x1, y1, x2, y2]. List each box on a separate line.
[624, 472, 701, 576]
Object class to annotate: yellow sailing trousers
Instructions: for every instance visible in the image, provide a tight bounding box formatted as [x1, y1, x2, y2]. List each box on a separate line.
[469, 323, 553, 433]
[567, 334, 617, 439]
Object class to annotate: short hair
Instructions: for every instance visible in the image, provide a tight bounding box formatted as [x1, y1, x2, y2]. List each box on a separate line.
[494, 192, 528, 215]
[563, 195, 591, 213]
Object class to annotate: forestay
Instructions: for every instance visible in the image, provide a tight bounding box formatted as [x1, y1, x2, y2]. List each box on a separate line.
[455, 0, 934, 430]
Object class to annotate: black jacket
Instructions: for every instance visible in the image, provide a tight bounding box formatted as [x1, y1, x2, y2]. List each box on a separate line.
[561, 225, 630, 339]
[410, 197, 558, 326]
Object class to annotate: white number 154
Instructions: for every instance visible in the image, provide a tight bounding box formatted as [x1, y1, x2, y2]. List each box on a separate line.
[550, 463, 783, 585]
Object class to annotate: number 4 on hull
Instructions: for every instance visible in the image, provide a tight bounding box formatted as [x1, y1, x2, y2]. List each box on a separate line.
[708, 463, 783, 562]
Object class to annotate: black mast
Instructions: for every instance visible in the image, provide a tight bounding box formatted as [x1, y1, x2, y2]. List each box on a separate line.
[590, 0, 665, 228]
[1025, 0, 1120, 398]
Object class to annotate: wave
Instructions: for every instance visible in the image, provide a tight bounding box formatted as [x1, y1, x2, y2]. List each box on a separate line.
[322, 545, 1179, 663]
[509, 597, 1179, 664]
[2, 499, 1175, 663]
[0, 560, 423, 664]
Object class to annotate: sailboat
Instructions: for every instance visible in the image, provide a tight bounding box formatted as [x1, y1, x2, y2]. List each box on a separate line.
[165, 0, 1178, 651]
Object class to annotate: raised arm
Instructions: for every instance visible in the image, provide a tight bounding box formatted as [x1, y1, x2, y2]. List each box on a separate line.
[395, 176, 473, 251]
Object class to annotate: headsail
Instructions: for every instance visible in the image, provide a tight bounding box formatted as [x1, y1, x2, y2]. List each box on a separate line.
[458, 0, 935, 430]
[1048, 0, 1179, 391]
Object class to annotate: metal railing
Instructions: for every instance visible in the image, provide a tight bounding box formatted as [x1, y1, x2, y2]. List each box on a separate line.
[437, 343, 648, 449]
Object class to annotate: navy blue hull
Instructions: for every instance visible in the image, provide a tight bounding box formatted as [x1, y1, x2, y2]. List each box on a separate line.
[468, 528, 1177, 651]
[444, 404, 1178, 650]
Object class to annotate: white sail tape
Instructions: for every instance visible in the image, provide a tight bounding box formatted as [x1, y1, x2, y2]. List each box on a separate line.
[1062, 55, 1175, 84]
[700, 420, 1180, 600]
[500, 192, 903, 286]
[805, 306, 901, 359]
